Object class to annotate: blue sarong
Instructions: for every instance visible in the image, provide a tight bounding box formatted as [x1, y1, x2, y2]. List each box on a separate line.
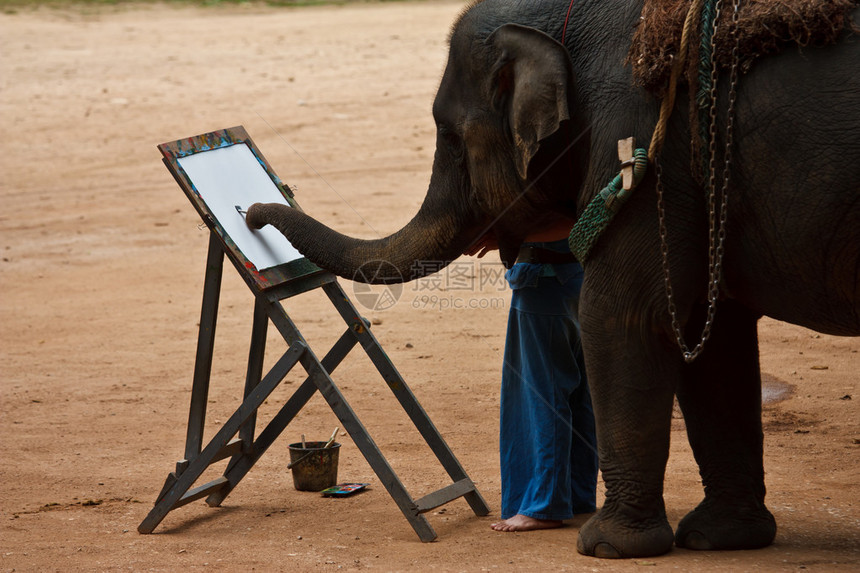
[500, 239, 598, 520]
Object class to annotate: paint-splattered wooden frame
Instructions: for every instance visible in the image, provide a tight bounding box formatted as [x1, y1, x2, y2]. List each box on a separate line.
[158, 125, 322, 291]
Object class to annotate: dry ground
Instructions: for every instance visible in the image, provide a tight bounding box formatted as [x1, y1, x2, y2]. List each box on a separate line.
[1, 1, 858, 571]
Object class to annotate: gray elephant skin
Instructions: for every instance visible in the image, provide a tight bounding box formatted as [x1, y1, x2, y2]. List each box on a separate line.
[247, 0, 860, 559]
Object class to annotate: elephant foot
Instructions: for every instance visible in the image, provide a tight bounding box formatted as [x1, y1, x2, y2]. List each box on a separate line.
[675, 500, 776, 550]
[576, 507, 675, 559]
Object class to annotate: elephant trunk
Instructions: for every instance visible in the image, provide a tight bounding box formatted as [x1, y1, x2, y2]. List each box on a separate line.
[246, 190, 479, 284]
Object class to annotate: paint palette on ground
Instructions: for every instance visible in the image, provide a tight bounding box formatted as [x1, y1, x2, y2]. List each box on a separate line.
[320, 483, 369, 497]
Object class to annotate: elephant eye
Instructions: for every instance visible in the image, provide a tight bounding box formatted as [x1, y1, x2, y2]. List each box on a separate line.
[438, 125, 464, 157]
[438, 125, 458, 143]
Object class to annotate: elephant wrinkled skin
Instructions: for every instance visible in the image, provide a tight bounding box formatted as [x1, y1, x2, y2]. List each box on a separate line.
[248, 0, 860, 559]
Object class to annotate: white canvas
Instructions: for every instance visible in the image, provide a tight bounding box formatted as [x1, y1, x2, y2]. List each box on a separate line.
[177, 143, 303, 271]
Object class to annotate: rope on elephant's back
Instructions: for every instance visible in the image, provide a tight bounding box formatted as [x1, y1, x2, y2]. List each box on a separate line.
[648, 0, 706, 162]
[566, 0, 742, 364]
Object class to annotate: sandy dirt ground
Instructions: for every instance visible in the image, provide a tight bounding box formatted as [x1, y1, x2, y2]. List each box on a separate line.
[1, 1, 858, 571]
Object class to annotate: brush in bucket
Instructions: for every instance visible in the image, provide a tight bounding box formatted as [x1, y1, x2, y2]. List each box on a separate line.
[288, 427, 340, 491]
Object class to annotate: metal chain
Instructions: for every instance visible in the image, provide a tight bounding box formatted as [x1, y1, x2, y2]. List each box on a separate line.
[656, 0, 741, 363]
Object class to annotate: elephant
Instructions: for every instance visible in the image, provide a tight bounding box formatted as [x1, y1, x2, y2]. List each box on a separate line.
[247, 0, 860, 559]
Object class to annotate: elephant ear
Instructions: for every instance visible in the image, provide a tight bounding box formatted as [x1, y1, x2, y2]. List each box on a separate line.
[489, 24, 573, 180]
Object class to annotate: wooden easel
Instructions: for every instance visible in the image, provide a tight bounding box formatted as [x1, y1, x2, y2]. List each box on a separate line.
[137, 127, 488, 541]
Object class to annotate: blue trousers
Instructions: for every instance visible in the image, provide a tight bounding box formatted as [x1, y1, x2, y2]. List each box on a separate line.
[500, 244, 598, 520]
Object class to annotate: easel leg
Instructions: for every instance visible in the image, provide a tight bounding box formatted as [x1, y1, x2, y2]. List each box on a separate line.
[138, 343, 307, 534]
[323, 282, 490, 518]
[205, 322, 360, 507]
[185, 234, 225, 463]
[317, 368, 439, 541]
[205, 296, 268, 508]
[240, 297, 268, 448]
[146, 238, 225, 508]
[264, 301, 439, 542]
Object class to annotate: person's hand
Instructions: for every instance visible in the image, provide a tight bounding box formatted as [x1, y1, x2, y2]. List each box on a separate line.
[464, 232, 498, 258]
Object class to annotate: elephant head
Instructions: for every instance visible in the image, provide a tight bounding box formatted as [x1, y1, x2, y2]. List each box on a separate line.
[247, 20, 588, 283]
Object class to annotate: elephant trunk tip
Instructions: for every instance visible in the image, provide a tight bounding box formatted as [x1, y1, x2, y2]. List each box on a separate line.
[245, 202, 272, 230]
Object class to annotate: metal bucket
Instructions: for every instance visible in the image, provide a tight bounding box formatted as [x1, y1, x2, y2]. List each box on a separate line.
[288, 441, 341, 491]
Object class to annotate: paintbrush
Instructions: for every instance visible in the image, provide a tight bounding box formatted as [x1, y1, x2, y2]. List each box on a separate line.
[323, 426, 339, 448]
[288, 427, 339, 470]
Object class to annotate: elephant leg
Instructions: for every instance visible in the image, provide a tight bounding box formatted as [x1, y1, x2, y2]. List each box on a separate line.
[576, 310, 677, 558]
[674, 300, 776, 550]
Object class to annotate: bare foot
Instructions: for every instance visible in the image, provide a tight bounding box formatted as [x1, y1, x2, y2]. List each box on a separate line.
[490, 514, 564, 532]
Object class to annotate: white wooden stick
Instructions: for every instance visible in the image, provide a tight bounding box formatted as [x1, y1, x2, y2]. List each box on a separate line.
[323, 427, 339, 448]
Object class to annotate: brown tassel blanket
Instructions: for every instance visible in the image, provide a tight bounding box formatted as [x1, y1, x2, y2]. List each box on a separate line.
[628, 0, 858, 94]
